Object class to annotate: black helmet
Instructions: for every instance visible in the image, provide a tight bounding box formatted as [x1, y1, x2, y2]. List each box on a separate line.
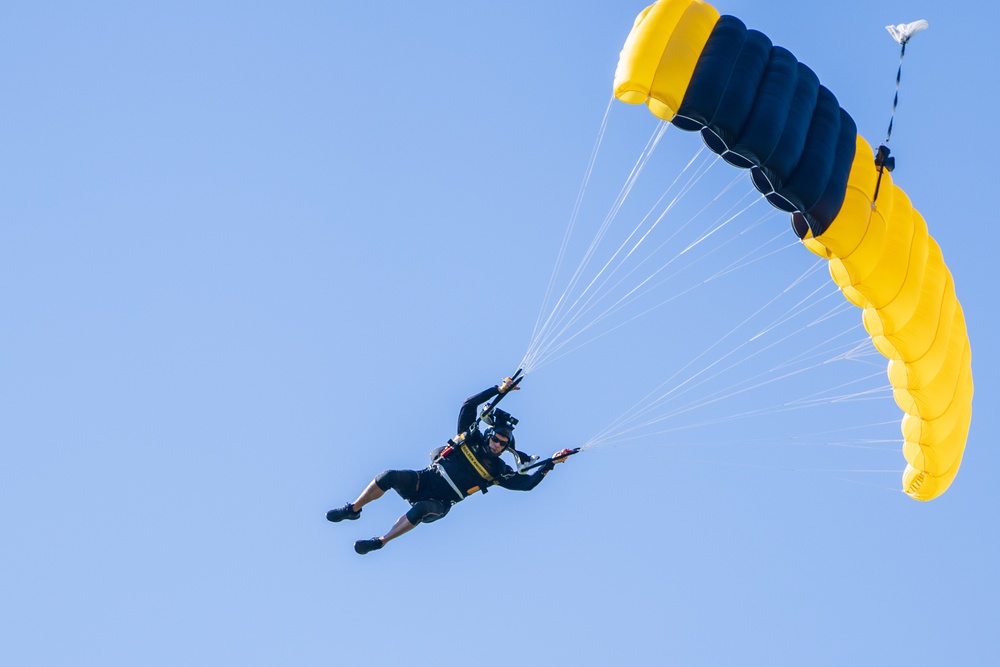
[484, 408, 517, 453]
[485, 426, 515, 451]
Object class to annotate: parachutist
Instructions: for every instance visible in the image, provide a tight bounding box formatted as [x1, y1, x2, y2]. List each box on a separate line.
[326, 378, 574, 555]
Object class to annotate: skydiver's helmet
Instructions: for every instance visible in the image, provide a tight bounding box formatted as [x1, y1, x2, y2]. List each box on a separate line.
[483, 409, 523, 463]
[485, 425, 515, 452]
[483, 408, 517, 453]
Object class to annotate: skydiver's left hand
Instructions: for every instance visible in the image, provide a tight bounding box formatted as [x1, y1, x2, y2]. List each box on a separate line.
[552, 448, 575, 464]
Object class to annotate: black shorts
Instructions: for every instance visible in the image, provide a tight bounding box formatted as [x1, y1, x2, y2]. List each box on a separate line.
[375, 468, 455, 525]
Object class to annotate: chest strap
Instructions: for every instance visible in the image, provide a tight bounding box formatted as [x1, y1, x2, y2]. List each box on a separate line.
[459, 444, 494, 483]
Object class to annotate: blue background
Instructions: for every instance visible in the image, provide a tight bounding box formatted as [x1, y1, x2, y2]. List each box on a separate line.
[2, 1, 995, 665]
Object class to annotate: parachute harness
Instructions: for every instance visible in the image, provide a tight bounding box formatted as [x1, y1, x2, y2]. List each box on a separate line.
[434, 370, 524, 497]
[873, 20, 929, 204]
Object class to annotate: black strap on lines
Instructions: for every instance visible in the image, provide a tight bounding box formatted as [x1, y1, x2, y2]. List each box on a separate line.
[885, 39, 911, 146]
[873, 39, 911, 203]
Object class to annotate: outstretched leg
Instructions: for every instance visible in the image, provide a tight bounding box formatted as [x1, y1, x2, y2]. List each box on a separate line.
[350, 478, 385, 512]
[327, 471, 407, 523]
[382, 514, 418, 544]
[354, 514, 416, 555]
[354, 499, 450, 555]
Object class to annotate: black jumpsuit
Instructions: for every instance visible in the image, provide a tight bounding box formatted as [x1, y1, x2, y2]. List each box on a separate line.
[374, 385, 555, 525]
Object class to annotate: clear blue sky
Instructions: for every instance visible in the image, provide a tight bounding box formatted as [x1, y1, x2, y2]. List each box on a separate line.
[3, 1, 996, 665]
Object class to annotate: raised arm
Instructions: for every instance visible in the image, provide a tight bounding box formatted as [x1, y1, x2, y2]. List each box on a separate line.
[457, 385, 500, 434]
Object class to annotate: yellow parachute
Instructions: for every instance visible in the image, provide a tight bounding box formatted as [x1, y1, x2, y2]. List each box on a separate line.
[613, 0, 972, 500]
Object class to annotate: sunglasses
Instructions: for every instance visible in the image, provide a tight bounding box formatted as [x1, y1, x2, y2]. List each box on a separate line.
[490, 434, 509, 445]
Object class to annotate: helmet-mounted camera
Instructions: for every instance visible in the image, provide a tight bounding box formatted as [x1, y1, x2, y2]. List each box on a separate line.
[483, 408, 518, 436]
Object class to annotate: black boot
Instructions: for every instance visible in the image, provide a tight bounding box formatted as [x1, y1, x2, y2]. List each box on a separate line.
[354, 537, 384, 555]
[326, 502, 361, 522]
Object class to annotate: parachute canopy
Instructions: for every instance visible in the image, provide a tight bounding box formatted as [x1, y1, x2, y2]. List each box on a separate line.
[613, 0, 972, 500]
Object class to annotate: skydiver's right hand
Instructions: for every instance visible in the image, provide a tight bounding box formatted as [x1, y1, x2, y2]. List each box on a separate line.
[499, 377, 521, 393]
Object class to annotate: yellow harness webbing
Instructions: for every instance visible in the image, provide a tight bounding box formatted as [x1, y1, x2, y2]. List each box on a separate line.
[459, 444, 494, 483]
